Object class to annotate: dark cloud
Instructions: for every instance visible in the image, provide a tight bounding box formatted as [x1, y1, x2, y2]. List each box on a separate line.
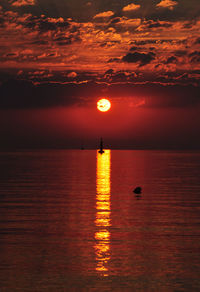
[18, 69, 98, 83]
[109, 17, 121, 24]
[53, 32, 81, 46]
[165, 56, 177, 64]
[129, 46, 141, 51]
[5, 13, 82, 47]
[122, 52, 155, 66]
[31, 39, 49, 45]
[182, 20, 197, 29]
[23, 15, 70, 32]
[132, 40, 157, 46]
[1, 75, 199, 110]
[143, 19, 173, 29]
[174, 50, 187, 56]
[130, 37, 186, 48]
[149, 70, 200, 86]
[104, 69, 114, 75]
[106, 71, 131, 82]
[108, 57, 121, 63]
[189, 51, 200, 63]
[194, 37, 200, 45]
[159, 39, 187, 44]
[6, 53, 17, 57]
[0, 16, 5, 27]
[0, 79, 106, 109]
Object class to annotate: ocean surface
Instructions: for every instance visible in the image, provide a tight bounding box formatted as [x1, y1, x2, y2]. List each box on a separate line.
[0, 150, 200, 291]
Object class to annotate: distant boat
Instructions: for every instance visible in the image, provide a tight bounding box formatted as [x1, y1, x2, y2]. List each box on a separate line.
[98, 137, 104, 154]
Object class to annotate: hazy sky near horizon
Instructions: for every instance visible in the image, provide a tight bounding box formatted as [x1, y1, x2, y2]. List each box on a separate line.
[0, 0, 200, 148]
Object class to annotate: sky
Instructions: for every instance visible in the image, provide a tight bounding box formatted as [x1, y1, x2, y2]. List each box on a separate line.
[0, 0, 200, 149]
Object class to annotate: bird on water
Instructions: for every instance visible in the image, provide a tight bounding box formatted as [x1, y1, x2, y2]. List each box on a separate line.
[133, 187, 142, 195]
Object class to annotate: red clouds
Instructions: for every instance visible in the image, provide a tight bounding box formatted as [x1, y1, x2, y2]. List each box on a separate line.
[122, 52, 156, 66]
[93, 11, 114, 19]
[156, 0, 178, 10]
[122, 3, 141, 12]
[11, 0, 35, 7]
[0, 1, 199, 112]
[0, 0, 200, 149]
[0, 5, 200, 75]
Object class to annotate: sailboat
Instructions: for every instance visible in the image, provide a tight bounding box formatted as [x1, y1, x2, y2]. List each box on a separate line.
[98, 137, 104, 154]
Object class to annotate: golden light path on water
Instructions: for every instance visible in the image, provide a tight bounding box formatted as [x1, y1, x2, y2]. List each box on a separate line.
[95, 149, 111, 276]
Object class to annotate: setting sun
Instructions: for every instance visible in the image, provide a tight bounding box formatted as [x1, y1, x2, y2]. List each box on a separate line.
[97, 99, 111, 112]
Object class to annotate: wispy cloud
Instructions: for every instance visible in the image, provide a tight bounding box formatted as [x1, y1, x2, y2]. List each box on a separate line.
[11, 0, 35, 7]
[156, 0, 178, 10]
[0, 7, 200, 76]
[122, 3, 141, 12]
[93, 11, 114, 19]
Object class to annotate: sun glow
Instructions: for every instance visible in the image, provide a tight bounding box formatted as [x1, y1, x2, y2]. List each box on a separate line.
[95, 150, 111, 276]
[97, 99, 111, 112]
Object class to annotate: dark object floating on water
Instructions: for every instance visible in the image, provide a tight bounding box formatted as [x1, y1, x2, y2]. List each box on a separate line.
[133, 187, 142, 194]
[98, 137, 104, 154]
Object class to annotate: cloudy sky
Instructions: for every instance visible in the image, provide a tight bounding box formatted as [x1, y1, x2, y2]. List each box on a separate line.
[0, 0, 200, 149]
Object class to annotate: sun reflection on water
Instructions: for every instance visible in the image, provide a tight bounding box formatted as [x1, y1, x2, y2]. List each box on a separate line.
[95, 149, 111, 276]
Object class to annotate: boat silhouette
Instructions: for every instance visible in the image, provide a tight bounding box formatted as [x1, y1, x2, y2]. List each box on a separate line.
[98, 137, 104, 154]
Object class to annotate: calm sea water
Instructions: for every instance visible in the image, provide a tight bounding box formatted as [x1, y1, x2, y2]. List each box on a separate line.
[0, 150, 200, 291]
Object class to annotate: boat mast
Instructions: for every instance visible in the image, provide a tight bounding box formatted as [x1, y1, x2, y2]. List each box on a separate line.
[100, 137, 103, 150]
[98, 137, 104, 153]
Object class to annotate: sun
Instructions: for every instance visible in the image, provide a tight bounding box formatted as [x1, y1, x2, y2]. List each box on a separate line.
[97, 98, 111, 112]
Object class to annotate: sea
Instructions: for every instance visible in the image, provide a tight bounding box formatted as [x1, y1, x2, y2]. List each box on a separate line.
[0, 150, 200, 291]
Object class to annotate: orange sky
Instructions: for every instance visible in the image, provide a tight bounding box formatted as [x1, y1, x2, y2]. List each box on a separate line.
[0, 0, 200, 148]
